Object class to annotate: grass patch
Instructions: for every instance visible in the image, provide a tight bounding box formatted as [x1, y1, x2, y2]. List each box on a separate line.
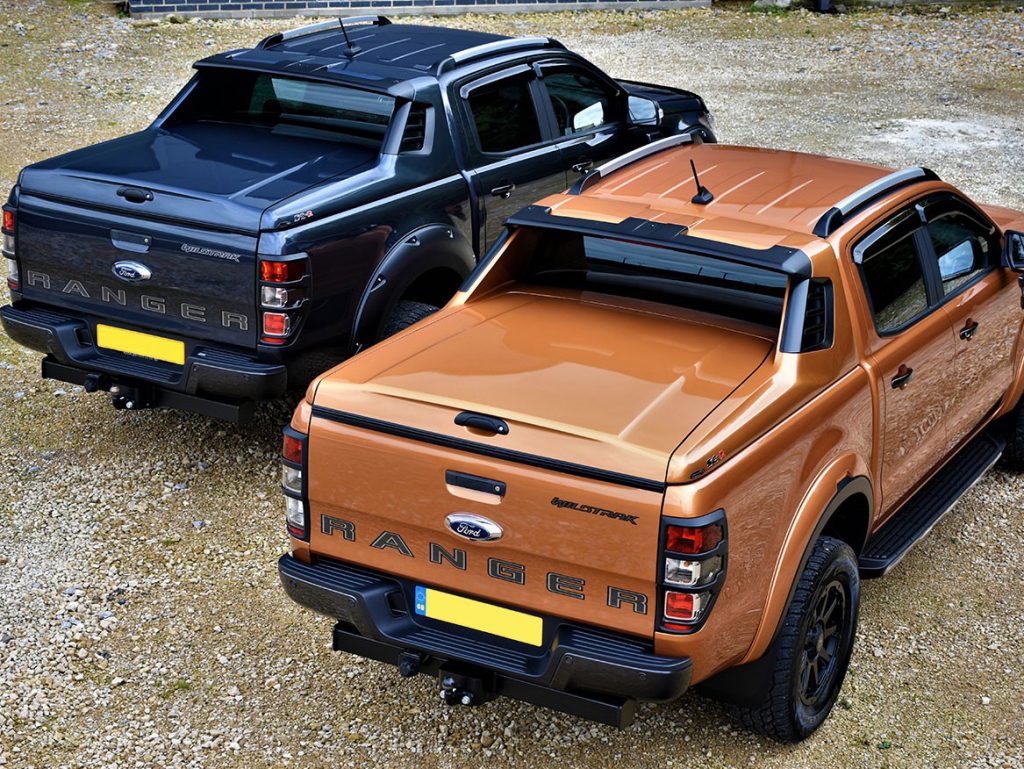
[161, 678, 193, 698]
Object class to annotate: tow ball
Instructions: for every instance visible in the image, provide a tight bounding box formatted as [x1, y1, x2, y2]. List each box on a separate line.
[109, 383, 155, 411]
[437, 667, 494, 708]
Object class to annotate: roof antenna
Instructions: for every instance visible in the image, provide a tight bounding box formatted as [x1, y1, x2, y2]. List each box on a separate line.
[689, 159, 714, 205]
[338, 19, 362, 57]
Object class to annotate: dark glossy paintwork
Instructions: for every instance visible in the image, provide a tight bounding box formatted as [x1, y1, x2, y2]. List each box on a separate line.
[3, 21, 714, 406]
[16, 196, 259, 347]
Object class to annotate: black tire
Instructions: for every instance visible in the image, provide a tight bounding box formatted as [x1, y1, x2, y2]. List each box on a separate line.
[732, 536, 859, 742]
[1000, 400, 1024, 471]
[380, 300, 439, 340]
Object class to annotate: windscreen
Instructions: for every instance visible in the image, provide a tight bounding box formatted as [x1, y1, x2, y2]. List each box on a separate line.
[491, 229, 788, 327]
[168, 70, 396, 148]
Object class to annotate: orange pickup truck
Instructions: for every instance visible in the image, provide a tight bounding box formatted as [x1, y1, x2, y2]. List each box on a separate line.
[277, 137, 1024, 741]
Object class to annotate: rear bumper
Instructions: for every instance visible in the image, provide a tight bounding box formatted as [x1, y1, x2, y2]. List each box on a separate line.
[278, 554, 692, 727]
[1, 304, 287, 418]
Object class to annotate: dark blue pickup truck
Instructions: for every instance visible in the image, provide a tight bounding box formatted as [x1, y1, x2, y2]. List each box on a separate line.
[1, 16, 714, 421]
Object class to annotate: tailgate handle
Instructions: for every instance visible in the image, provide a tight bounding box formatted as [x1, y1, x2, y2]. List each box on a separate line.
[454, 411, 509, 435]
[116, 186, 154, 204]
[445, 470, 506, 498]
[110, 230, 152, 254]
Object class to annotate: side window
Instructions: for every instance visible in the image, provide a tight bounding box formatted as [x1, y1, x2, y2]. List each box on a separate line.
[540, 65, 620, 137]
[924, 204, 998, 295]
[467, 74, 541, 154]
[859, 211, 930, 334]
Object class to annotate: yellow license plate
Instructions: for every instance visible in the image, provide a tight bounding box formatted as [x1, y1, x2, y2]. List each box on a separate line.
[96, 324, 185, 366]
[414, 586, 543, 647]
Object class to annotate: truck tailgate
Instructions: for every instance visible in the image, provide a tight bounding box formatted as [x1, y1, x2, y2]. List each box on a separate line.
[306, 408, 664, 639]
[16, 193, 257, 347]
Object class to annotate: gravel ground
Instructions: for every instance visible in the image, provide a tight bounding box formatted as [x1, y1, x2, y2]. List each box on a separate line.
[2, 2, 1024, 768]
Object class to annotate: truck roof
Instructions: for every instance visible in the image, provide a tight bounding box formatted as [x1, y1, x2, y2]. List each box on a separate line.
[525, 142, 941, 274]
[195, 17, 564, 91]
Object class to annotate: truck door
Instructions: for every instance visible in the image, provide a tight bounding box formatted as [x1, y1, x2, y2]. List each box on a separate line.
[854, 206, 958, 517]
[915, 194, 1020, 451]
[533, 60, 636, 186]
[460, 67, 569, 251]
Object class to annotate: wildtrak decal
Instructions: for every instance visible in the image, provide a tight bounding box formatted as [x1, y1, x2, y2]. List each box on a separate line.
[550, 496, 639, 526]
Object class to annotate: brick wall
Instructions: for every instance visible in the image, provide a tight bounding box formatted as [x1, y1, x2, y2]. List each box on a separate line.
[129, 0, 709, 19]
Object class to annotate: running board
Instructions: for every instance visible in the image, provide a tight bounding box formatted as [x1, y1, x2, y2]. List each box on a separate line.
[859, 431, 1004, 578]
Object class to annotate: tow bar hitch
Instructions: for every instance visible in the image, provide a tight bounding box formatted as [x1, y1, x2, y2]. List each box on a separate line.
[110, 383, 155, 411]
[438, 666, 494, 708]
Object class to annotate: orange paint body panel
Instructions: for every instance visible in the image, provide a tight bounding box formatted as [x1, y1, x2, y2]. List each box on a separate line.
[306, 416, 665, 637]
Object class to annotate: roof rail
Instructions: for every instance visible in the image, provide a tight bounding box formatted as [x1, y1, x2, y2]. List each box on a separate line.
[435, 37, 563, 75]
[812, 166, 940, 238]
[257, 16, 391, 50]
[568, 133, 698, 196]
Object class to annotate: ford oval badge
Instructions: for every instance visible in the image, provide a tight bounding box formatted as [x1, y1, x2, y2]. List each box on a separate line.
[111, 261, 152, 283]
[445, 513, 502, 543]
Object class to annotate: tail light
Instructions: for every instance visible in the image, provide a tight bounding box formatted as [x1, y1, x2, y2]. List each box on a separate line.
[262, 312, 291, 338]
[259, 254, 308, 345]
[658, 511, 726, 633]
[2, 206, 17, 291]
[281, 426, 308, 540]
[664, 591, 710, 623]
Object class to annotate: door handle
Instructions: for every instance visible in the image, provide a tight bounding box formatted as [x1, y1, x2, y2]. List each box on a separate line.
[490, 183, 515, 199]
[959, 319, 979, 341]
[571, 158, 593, 174]
[891, 365, 915, 390]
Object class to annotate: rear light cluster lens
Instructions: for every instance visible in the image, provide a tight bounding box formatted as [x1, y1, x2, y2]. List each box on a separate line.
[262, 312, 291, 338]
[660, 513, 726, 633]
[5, 257, 17, 291]
[664, 555, 722, 588]
[281, 427, 308, 540]
[664, 591, 710, 623]
[285, 496, 306, 533]
[666, 523, 723, 555]
[260, 259, 306, 283]
[2, 207, 16, 291]
[260, 255, 308, 345]
[282, 465, 302, 494]
[261, 286, 305, 309]
[282, 433, 304, 464]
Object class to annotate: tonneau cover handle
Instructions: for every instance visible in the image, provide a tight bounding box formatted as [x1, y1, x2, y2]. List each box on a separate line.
[455, 411, 509, 436]
[116, 186, 154, 204]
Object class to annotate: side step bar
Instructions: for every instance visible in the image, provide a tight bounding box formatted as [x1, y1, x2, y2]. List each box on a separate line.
[859, 431, 1004, 577]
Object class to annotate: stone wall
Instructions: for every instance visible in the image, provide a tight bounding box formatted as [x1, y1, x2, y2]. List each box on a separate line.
[128, 0, 709, 19]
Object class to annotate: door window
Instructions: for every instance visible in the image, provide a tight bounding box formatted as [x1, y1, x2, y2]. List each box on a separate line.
[467, 74, 542, 154]
[924, 204, 998, 295]
[859, 211, 930, 334]
[540, 65, 620, 137]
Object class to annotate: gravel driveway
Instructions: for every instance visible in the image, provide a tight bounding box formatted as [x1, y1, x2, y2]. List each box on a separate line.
[1, 2, 1023, 768]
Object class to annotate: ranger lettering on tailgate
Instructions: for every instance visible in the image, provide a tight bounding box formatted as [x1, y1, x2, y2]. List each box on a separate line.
[320, 514, 649, 613]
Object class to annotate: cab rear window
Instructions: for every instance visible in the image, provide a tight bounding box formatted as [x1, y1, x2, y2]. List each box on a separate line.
[168, 70, 396, 147]
[499, 229, 787, 327]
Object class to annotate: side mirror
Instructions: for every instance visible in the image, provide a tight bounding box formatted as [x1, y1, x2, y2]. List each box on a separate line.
[628, 95, 661, 127]
[1005, 231, 1024, 272]
[938, 240, 978, 282]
